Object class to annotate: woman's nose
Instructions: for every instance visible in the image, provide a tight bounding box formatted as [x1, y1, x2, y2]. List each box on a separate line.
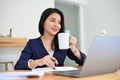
[54, 22, 59, 27]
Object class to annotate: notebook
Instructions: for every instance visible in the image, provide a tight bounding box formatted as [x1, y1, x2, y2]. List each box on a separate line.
[53, 36, 120, 77]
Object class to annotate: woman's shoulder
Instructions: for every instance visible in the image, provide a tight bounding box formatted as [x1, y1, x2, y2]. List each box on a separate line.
[29, 37, 40, 41]
[23, 37, 43, 49]
[27, 37, 41, 44]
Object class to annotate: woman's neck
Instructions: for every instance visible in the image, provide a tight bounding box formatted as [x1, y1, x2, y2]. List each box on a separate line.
[41, 34, 54, 42]
[41, 34, 54, 52]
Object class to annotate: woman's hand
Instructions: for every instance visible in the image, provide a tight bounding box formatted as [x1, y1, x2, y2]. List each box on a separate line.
[38, 55, 58, 69]
[69, 35, 82, 60]
[69, 35, 77, 52]
[69, 35, 77, 48]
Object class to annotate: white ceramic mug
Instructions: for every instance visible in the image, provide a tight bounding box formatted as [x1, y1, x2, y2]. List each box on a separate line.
[58, 33, 70, 49]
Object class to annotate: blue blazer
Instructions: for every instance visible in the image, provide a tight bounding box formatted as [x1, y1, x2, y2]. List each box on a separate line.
[14, 37, 86, 70]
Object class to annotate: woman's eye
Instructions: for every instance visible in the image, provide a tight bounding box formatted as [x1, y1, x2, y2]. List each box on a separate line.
[50, 20, 55, 22]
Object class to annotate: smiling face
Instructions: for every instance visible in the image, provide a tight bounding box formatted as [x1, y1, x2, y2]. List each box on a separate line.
[43, 13, 61, 36]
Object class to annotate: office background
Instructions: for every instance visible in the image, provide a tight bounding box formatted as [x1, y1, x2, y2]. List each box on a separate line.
[0, 0, 120, 71]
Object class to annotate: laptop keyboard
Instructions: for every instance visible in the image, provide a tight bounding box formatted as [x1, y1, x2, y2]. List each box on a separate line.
[53, 70, 81, 77]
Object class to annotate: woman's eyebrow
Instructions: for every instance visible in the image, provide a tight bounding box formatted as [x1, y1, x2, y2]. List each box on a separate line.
[50, 18, 61, 22]
[50, 18, 56, 20]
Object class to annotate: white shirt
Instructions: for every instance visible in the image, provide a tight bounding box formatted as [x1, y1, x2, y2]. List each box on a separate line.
[48, 51, 54, 56]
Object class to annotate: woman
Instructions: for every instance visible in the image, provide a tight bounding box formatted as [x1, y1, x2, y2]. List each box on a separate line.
[14, 8, 86, 70]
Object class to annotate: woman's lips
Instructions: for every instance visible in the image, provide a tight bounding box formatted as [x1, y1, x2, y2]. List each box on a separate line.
[52, 28, 58, 32]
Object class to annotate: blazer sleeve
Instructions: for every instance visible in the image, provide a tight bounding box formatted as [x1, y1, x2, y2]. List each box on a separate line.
[14, 41, 33, 70]
[67, 49, 86, 66]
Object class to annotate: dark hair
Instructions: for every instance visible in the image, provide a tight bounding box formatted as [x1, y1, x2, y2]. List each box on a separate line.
[38, 8, 65, 50]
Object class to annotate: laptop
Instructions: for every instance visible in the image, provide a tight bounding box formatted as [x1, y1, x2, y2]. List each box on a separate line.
[53, 36, 120, 77]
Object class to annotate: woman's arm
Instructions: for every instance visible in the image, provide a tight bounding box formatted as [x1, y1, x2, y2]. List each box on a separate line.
[67, 35, 86, 65]
[14, 41, 33, 70]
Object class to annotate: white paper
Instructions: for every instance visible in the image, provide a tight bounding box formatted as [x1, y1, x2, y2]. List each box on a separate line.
[0, 71, 44, 80]
[33, 66, 79, 72]
[0, 67, 79, 80]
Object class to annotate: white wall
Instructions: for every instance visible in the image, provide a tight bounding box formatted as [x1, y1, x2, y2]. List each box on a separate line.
[82, 0, 120, 53]
[0, 0, 54, 38]
[0, 0, 54, 71]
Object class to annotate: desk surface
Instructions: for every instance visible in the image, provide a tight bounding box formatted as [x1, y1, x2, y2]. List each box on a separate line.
[1, 67, 120, 80]
[37, 70, 120, 80]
